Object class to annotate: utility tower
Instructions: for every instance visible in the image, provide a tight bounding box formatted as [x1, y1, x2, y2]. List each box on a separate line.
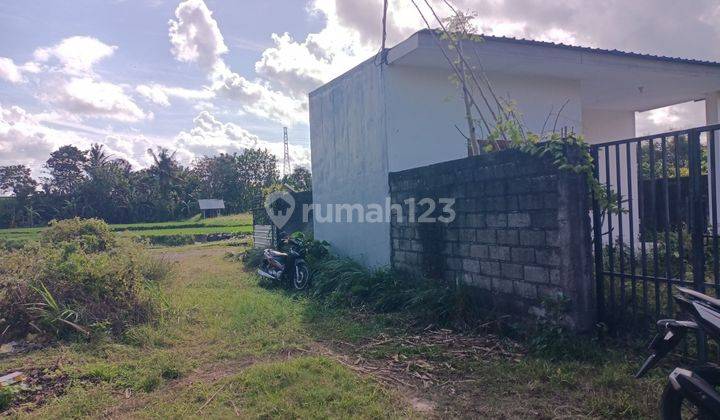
[282, 126, 291, 177]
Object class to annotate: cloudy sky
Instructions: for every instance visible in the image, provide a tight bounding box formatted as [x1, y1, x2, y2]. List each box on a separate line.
[1, 0, 719, 177]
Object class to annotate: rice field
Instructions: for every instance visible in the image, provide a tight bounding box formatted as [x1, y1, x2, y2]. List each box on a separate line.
[0, 213, 253, 245]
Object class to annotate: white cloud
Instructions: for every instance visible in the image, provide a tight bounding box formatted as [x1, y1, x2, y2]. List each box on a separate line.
[168, 0, 228, 72]
[43, 77, 149, 122]
[211, 71, 307, 124]
[168, 0, 308, 125]
[0, 104, 90, 175]
[0, 58, 24, 83]
[34, 36, 117, 75]
[175, 110, 258, 157]
[0, 57, 40, 84]
[253, 1, 375, 97]
[136, 83, 214, 107]
[636, 101, 707, 136]
[174, 111, 310, 168]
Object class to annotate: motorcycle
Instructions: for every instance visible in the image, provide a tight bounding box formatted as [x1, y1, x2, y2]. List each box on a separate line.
[257, 232, 311, 290]
[636, 286, 720, 419]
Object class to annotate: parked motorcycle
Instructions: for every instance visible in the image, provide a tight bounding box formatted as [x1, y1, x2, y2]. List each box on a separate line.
[257, 232, 311, 290]
[636, 286, 720, 419]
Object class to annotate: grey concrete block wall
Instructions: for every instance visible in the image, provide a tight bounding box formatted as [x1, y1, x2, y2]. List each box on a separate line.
[389, 148, 595, 331]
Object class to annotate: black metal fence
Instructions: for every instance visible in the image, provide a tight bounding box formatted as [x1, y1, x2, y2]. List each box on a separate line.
[590, 124, 720, 355]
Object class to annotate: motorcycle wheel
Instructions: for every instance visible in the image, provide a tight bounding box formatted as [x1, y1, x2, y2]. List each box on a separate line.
[661, 366, 720, 419]
[293, 261, 310, 290]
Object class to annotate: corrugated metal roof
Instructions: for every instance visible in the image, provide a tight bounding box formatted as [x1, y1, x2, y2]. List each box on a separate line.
[419, 29, 720, 68]
[198, 199, 225, 210]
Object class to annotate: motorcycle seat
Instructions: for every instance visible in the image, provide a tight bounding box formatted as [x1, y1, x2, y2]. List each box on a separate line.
[266, 249, 288, 257]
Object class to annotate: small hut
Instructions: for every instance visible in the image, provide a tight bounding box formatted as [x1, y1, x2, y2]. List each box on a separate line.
[198, 199, 225, 218]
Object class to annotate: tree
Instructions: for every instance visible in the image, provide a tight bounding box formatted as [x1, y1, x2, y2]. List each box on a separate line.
[237, 148, 279, 210]
[0, 165, 37, 227]
[283, 167, 312, 191]
[0, 165, 37, 200]
[193, 153, 242, 212]
[45, 145, 87, 195]
[443, 10, 482, 155]
[77, 145, 134, 223]
[147, 147, 181, 198]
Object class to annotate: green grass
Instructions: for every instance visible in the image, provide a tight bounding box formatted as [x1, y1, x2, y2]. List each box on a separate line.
[0, 243, 403, 418]
[0, 213, 252, 244]
[0, 243, 668, 418]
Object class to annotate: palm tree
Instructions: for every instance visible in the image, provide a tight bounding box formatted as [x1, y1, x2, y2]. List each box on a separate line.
[147, 147, 180, 197]
[147, 147, 184, 219]
[87, 143, 110, 167]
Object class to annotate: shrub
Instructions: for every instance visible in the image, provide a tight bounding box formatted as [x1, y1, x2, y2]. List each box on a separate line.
[308, 256, 484, 328]
[0, 387, 13, 411]
[0, 219, 170, 341]
[241, 248, 265, 268]
[42, 217, 116, 253]
[0, 238, 25, 252]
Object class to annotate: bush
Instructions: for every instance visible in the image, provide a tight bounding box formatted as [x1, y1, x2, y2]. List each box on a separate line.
[0, 219, 170, 341]
[308, 256, 484, 328]
[241, 248, 265, 269]
[42, 217, 116, 253]
[0, 387, 13, 411]
[0, 238, 25, 252]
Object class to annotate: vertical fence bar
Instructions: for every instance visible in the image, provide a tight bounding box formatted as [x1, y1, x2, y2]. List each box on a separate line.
[591, 146, 606, 322]
[689, 129, 707, 361]
[674, 135, 686, 285]
[626, 141, 637, 322]
[662, 137, 673, 316]
[605, 145, 616, 313]
[638, 141, 649, 321]
[615, 144, 626, 311]
[710, 130, 719, 296]
[649, 138, 661, 319]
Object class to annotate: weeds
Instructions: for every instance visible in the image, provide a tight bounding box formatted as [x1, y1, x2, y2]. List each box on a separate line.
[241, 248, 265, 268]
[0, 387, 13, 411]
[303, 256, 486, 328]
[0, 218, 171, 341]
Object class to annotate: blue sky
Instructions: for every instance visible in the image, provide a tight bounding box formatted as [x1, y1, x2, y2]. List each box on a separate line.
[1, 0, 718, 177]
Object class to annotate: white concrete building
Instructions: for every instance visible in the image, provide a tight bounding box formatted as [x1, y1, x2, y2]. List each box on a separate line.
[309, 29, 720, 266]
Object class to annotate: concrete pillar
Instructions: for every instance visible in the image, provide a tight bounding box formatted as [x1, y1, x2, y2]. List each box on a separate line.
[706, 92, 720, 124]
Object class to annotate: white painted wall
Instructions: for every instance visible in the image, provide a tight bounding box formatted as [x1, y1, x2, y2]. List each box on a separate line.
[385, 66, 583, 172]
[309, 59, 391, 266]
[583, 108, 638, 246]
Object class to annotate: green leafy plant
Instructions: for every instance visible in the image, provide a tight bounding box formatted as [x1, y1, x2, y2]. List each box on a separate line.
[241, 247, 265, 268]
[0, 386, 15, 411]
[289, 231, 330, 265]
[26, 282, 89, 338]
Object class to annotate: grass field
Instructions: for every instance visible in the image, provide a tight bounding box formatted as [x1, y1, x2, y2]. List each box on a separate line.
[0, 242, 669, 418]
[0, 213, 252, 244]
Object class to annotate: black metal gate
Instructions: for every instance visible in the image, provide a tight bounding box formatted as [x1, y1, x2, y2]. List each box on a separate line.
[590, 124, 720, 351]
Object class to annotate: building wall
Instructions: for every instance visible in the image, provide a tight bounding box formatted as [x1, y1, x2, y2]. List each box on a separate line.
[385, 66, 583, 172]
[309, 62, 586, 267]
[389, 148, 595, 330]
[309, 60, 392, 266]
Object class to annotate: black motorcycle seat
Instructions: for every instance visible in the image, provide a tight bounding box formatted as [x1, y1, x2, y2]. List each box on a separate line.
[266, 249, 287, 257]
